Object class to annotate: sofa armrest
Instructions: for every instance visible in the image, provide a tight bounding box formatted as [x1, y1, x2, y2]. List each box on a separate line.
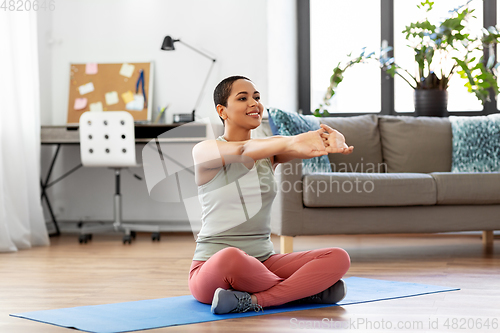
[271, 158, 304, 236]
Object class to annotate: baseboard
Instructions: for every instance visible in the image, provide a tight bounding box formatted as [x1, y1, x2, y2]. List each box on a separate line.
[45, 220, 194, 234]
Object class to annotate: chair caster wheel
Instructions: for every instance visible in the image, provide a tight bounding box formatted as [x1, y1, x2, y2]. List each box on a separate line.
[152, 232, 161, 242]
[78, 235, 86, 244]
[79, 234, 91, 244]
[123, 235, 132, 244]
[130, 231, 137, 239]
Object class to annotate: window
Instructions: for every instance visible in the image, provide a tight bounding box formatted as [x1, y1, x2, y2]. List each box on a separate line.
[302, 0, 497, 115]
[310, 0, 381, 114]
[394, 0, 483, 112]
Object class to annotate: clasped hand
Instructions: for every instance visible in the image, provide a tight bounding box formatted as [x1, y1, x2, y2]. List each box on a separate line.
[319, 124, 354, 155]
[293, 124, 354, 158]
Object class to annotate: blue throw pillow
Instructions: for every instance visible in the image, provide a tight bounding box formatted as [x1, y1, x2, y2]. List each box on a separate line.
[266, 108, 279, 135]
[450, 114, 500, 172]
[267, 108, 332, 174]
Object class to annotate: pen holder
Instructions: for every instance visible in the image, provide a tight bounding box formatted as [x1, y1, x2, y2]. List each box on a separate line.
[154, 108, 167, 124]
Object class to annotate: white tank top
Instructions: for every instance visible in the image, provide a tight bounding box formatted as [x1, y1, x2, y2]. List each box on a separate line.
[192, 136, 277, 261]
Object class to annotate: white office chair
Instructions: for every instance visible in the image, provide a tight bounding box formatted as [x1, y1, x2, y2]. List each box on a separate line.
[78, 111, 160, 244]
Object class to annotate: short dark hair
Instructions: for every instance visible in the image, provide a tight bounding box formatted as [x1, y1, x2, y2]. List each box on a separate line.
[213, 75, 251, 125]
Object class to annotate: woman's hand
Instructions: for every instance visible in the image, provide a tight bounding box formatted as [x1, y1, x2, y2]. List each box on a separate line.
[319, 124, 354, 155]
[290, 129, 329, 158]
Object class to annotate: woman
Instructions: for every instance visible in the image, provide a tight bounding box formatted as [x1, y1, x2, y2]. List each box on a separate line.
[189, 76, 354, 314]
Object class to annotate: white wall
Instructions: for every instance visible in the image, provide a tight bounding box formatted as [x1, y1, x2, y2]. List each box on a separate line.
[37, 6, 53, 125]
[38, 0, 297, 228]
[41, 0, 270, 125]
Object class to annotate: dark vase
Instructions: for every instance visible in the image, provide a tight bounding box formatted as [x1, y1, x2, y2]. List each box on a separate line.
[413, 89, 448, 117]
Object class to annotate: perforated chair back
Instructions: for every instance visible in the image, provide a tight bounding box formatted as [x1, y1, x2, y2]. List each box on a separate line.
[79, 111, 137, 167]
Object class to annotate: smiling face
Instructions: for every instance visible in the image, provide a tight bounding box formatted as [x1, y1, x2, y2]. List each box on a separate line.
[217, 79, 264, 130]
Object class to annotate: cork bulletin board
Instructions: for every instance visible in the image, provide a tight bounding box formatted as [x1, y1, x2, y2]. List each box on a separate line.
[66, 62, 154, 124]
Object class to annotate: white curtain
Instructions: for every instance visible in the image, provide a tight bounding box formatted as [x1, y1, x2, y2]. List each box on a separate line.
[0, 11, 50, 252]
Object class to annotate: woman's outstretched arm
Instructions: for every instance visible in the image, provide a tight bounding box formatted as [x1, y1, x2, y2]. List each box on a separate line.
[193, 132, 328, 185]
[193, 129, 328, 171]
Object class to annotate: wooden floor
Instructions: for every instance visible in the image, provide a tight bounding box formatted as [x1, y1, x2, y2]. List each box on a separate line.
[1, 232, 499, 332]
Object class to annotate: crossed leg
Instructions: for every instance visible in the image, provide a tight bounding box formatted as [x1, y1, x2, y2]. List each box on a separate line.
[189, 246, 350, 307]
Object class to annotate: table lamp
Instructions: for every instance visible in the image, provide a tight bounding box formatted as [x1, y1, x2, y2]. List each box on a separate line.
[161, 36, 217, 122]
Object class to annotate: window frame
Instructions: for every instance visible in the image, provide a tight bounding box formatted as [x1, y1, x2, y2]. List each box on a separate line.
[299, 0, 498, 116]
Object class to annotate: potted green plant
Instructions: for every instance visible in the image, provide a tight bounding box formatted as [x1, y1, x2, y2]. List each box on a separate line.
[314, 0, 500, 117]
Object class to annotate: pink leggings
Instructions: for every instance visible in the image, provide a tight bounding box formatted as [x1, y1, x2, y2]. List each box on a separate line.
[188, 247, 350, 308]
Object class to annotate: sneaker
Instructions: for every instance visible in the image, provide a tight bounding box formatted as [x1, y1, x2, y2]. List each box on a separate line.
[211, 288, 264, 314]
[295, 279, 347, 304]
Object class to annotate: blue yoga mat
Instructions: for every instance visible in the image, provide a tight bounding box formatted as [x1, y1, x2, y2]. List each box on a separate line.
[10, 277, 459, 333]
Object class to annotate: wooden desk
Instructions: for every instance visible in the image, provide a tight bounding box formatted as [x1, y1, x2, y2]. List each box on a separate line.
[41, 123, 209, 144]
[41, 123, 217, 236]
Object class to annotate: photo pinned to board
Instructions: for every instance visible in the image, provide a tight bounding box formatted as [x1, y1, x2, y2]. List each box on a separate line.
[126, 95, 145, 111]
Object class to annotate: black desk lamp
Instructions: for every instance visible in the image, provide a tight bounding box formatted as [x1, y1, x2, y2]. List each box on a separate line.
[161, 36, 217, 122]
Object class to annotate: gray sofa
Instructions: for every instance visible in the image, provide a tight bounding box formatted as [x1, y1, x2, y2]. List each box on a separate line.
[253, 114, 500, 253]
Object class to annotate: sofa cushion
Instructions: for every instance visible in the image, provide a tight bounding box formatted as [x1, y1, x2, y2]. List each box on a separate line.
[450, 114, 500, 172]
[319, 115, 384, 172]
[378, 116, 452, 173]
[266, 108, 280, 135]
[267, 108, 332, 174]
[431, 172, 500, 204]
[302, 173, 437, 207]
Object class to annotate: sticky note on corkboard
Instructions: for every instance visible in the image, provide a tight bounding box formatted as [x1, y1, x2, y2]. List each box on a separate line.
[67, 62, 154, 124]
